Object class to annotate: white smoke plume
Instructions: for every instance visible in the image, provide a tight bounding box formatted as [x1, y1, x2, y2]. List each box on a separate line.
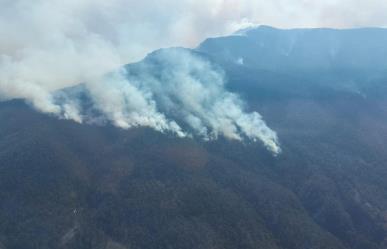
[2, 0, 385, 108]
[0, 0, 283, 154]
[60, 49, 281, 154]
[2, 1, 384, 153]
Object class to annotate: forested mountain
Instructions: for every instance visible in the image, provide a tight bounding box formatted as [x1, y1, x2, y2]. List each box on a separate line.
[198, 26, 387, 74]
[1, 26, 387, 249]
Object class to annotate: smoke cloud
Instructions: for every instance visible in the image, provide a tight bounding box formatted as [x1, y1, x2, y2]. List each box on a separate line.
[56, 49, 281, 154]
[2, 0, 383, 153]
[0, 0, 257, 117]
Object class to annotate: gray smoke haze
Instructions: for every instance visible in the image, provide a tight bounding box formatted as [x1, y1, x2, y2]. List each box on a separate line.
[1, 0, 385, 103]
[57, 49, 281, 154]
[1, 0, 384, 153]
[0, 0, 258, 115]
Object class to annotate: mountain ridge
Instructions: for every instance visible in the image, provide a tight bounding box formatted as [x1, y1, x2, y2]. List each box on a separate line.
[1, 26, 387, 249]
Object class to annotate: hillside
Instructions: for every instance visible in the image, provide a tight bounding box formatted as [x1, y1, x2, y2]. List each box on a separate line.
[1, 26, 387, 249]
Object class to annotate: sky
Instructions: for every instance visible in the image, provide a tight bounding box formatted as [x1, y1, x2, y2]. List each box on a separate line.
[0, 0, 385, 153]
[1, 0, 386, 66]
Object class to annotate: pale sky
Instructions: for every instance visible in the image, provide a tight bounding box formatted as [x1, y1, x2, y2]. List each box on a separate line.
[0, 0, 385, 149]
[0, 0, 386, 102]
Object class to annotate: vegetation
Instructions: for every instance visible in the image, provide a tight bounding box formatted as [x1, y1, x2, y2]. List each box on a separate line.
[1, 27, 387, 249]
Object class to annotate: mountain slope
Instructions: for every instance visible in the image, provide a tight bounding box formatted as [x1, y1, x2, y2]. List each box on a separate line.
[0, 100, 348, 249]
[198, 26, 387, 74]
[1, 26, 387, 249]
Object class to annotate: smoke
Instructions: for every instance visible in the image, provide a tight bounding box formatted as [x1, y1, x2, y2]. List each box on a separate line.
[0, 0, 285, 154]
[84, 67, 186, 138]
[2, 0, 384, 154]
[1, 0, 385, 106]
[56, 49, 281, 154]
[0, 0, 256, 115]
[2, 1, 384, 153]
[238, 0, 387, 29]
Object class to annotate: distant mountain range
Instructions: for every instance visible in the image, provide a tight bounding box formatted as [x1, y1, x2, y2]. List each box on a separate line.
[1, 26, 387, 249]
[199, 25, 387, 73]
